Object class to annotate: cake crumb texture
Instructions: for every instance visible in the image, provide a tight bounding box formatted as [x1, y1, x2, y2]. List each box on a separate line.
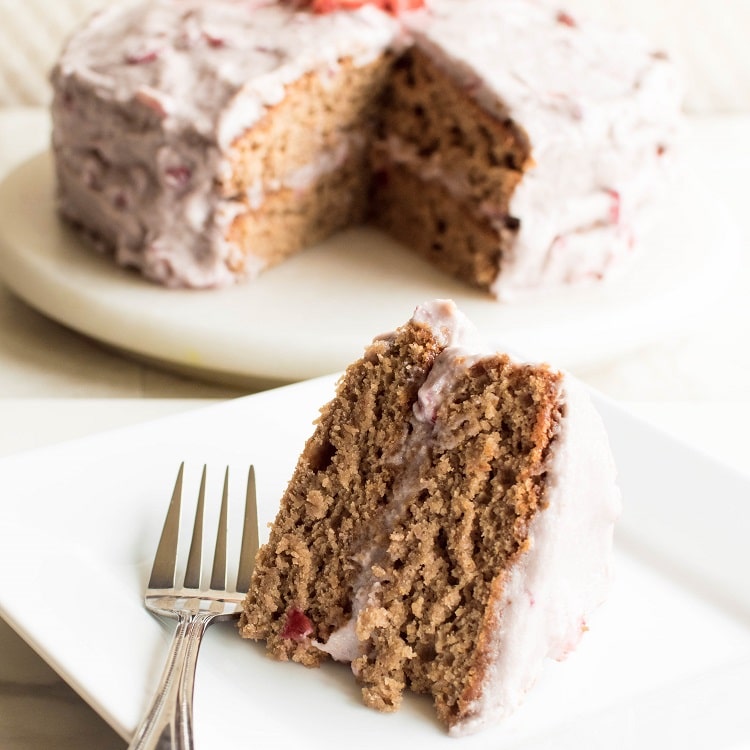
[240, 320, 442, 665]
[352, 357, 562, 727]
[371, 47, 529, 290]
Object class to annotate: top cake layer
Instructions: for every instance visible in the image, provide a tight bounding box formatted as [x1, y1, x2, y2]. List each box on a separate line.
[55, 0, 677, 164]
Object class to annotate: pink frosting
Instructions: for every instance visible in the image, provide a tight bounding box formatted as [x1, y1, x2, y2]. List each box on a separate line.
[51, 0, 398, 287]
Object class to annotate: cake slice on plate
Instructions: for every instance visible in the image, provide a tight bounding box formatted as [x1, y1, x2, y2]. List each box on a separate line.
[240, 299, 620, 734]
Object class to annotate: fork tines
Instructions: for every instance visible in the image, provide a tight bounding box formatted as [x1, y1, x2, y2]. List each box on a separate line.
[148, 463, 258, 598]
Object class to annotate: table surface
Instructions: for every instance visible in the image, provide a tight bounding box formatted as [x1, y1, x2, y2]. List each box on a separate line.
[1, 108, 749, 749]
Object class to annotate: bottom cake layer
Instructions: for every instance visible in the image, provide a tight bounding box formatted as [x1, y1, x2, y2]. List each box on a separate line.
[227, 147, 372, 277]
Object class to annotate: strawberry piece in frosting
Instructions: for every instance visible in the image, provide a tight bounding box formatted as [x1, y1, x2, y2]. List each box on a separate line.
[307, 0, 424, 16]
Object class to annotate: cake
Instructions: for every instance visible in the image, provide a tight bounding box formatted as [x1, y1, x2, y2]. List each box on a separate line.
[50, 0, 680, 298]
[240, 299, 621, 734]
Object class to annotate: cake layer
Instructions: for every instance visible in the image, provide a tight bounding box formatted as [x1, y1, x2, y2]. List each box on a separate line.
[223, 55, 393, 198]
[353, 353, 563, 726]
[227, 146, 372, 275]
[377, 47, 528, 216]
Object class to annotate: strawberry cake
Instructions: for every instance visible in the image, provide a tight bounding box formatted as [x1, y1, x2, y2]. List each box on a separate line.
[50, 0, 680, 297]
[240, 299, 621, 734]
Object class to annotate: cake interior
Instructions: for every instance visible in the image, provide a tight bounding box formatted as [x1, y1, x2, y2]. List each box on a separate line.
[354, 355, 562, 727]
[223, 54, 395, 275]
[224, 45, 533, 290]
[371, 47, 530, 291]
[241, 319, 443, 665]
[240, 317, 563, 730]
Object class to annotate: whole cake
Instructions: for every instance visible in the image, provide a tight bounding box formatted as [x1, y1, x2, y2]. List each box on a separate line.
[50, 0, 680, 297]
[240, 299, 621, 734]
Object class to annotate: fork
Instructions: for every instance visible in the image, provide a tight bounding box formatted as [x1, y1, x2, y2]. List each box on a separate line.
[128, 463, 259, 750]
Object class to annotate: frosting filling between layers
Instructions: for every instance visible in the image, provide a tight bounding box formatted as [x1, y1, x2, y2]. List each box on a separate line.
[379, 133, 625, 257]
[315, 301, 487, 664]
[244, 133, 367, 209]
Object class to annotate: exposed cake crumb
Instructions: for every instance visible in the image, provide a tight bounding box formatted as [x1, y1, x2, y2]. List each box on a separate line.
[240, 299, 620, 734]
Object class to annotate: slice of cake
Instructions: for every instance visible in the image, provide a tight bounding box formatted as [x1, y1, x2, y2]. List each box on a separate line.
[373, 0, 682, 297]
[240, 299, 621, 734]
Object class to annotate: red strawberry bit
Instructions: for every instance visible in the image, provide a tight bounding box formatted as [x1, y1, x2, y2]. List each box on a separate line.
[307, 0, 424, 15]
[311, 0, 358, 12]
[604, 188, 621, 225]
[656, 144, 667, 157]
[281, 607, 314, 642]
[556, 11, 577, 28]
[164, 165, 192, 189]
[125, 49, 161, 65]
[203, 32, 226, 48]
[382, 0, 425, 13]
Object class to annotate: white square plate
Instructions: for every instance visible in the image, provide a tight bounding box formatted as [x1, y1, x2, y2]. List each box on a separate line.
[0, 376, 748, 748]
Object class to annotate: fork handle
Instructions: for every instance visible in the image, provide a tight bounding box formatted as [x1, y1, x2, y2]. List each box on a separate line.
[127, 611, 215, 750]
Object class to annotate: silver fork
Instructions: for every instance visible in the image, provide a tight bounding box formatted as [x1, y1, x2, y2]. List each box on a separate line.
[128, 463, 259, 750]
